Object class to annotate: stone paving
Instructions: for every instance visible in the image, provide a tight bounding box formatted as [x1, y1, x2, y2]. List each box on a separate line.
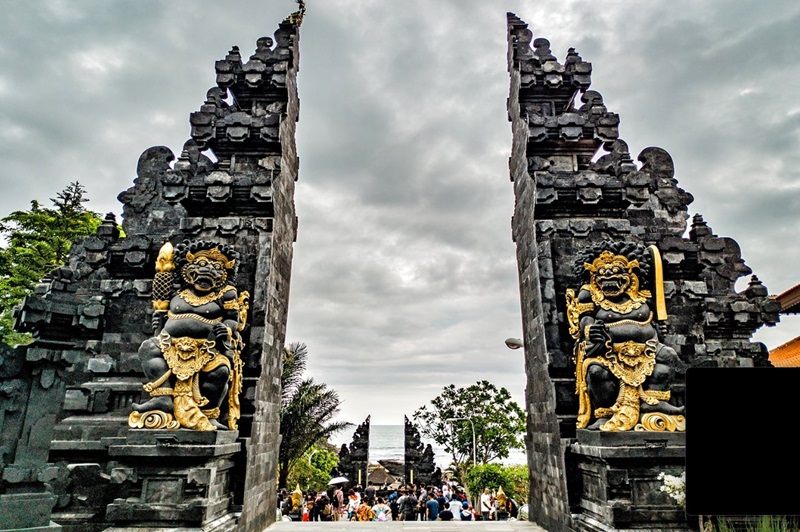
[268, 521, 549, 532]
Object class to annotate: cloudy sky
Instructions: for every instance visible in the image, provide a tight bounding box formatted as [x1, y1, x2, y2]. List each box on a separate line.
[2, 1, 799, 428]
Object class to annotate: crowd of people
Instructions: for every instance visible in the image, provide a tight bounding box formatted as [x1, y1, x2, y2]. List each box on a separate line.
[278, 478, 520, 522]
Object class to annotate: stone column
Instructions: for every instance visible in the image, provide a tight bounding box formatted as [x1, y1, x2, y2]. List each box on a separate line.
[0, 341, 75, 531]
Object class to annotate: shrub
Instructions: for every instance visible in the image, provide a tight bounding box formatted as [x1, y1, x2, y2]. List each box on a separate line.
[466, 463, 525, 503]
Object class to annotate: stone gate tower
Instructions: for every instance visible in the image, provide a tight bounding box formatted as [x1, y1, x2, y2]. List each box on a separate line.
[506, 13, 780, 532]
[4, 10, 303, 532]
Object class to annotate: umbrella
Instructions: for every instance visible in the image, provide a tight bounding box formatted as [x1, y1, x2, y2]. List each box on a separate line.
[328, 476, 349, 485]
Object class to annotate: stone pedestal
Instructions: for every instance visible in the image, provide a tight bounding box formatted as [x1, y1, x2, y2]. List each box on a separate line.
[570, 430, 690, 532]
[104, 430, 240, 531]
[0, 492, 61, 531]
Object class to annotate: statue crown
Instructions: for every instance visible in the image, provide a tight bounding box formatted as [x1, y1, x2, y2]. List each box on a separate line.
[186, 248, 236, 269]
[584, 250, 638, 275]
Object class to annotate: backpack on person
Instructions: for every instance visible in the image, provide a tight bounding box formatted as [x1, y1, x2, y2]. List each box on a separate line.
[401, 494, 417, 518]
[406, 494, 418, 510]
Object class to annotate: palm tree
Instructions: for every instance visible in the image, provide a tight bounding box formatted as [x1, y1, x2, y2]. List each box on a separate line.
[278, 342, 351, 489]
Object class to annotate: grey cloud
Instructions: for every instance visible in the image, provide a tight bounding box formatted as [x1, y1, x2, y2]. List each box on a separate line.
[3, 0, 799, 425]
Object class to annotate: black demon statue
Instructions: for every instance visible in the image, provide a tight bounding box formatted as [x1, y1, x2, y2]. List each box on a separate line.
[566, 241, 685, 432]
[129, 240, 249, 431]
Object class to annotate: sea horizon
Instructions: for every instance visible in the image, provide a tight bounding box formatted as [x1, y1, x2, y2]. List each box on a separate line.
[331, 424, 527, 470]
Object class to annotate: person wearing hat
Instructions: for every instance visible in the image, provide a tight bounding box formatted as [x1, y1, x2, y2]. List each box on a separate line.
[461, 501, 474, 521]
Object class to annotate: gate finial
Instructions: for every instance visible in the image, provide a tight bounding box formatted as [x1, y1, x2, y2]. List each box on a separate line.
[287, 0, 306, 27]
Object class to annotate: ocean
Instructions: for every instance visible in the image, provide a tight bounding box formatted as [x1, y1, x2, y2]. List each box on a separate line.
[332, 425, 527, 469]
[369, 424, 406, 461]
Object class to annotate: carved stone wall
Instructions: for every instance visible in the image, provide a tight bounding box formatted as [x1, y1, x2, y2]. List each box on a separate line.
[403, 415, 436, 487]
[10, 12, 302, 531]
[338, 416, 370, 487]
[506, 12, 780, 531]
[0, 341, 68, 531]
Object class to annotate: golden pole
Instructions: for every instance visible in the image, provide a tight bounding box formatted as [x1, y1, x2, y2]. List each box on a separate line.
[647, 245, 669, 320]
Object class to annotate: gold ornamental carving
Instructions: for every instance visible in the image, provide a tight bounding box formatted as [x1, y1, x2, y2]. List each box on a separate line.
[128, 410, 180, 430]
[635, 413, 686, 432]
[177, 286, 234, 307]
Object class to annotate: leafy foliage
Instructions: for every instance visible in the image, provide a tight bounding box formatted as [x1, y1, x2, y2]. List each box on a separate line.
[412, 380, 526, 472]
[466, 463, 525, 503]
[0, 182, 102, 345]
[716, 516, 800, 532]
[286, 446, 339, 493]
[504, 464, 529, 503]
[278, 341, 351, 489]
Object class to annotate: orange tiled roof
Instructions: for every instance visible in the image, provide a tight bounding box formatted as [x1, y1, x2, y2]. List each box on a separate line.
[776, 283, 800, 314]
[769, 335, 800, 367]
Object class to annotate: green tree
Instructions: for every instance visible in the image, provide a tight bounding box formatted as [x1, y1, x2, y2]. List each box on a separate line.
[278, 342, 351, 489]
[0, 182, 102, 345]
[504, 464, 529, 503]
[466, 463, 525, 503]
[412, 380, 525, 476]
[286, 446, 339, 493]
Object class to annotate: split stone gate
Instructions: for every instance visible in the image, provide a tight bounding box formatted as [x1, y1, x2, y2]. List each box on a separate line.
[506, 12, 778, 531]
[0, 9, 781, 532]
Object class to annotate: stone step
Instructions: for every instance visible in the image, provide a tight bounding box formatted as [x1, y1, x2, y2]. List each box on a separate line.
[267, 521, 548, 532]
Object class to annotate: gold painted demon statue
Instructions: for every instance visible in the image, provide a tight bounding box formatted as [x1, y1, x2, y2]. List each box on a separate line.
[129, 240, 249, 431]
[566, 241, 685, 432]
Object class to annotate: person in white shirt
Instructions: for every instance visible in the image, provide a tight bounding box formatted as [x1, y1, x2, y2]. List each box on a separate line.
[480, 488, 492, 520]
[448, 498, 463, 520]
[442, 483, 451, 502]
